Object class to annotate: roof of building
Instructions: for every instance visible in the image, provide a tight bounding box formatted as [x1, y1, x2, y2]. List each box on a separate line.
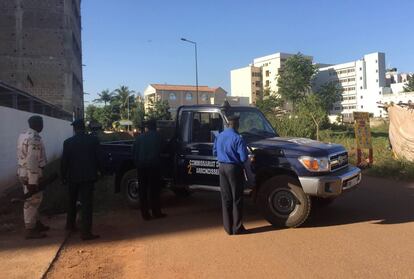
[151, 84, 221, 92]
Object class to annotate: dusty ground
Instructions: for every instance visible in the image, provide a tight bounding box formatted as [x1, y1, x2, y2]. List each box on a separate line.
[0, 180, 67, 279]
[41, 175, 414, 279]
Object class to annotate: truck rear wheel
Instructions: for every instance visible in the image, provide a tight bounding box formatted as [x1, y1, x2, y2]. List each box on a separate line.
[120, 169, 140, 209]
[257, 175, 311, 228]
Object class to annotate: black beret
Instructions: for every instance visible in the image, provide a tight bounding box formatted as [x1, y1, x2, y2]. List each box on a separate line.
[71, 119, 85, 128]
[28, 115, 43, 125]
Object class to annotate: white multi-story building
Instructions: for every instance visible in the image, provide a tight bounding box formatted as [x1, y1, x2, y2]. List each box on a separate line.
[230, 65, 262, 104]
[230, 52, 313, 104]
[314, 52, 388, 120]
[231, 51, 412, 120]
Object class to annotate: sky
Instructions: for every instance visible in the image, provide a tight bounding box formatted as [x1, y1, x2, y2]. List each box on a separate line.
[81, 0, 414, 103]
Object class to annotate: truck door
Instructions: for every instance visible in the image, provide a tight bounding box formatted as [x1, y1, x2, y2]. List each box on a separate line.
[177, 110, 224, 186]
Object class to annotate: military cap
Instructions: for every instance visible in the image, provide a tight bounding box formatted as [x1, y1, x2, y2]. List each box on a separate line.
[71, 119, 85, 129]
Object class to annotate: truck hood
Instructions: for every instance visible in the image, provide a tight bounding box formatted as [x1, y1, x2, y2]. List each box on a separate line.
[248, 137, 346, 158]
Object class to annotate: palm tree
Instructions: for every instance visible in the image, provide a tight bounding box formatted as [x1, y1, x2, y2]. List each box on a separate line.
[93, 89, 114, 106]
[114, 85, 135, 120]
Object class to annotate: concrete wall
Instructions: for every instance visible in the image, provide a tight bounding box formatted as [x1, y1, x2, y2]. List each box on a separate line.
[0, 0, 83, 117]
[0, 106, 72, 192]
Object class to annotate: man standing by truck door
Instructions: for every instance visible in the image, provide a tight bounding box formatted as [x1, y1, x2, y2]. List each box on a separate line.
[132, 120, 166, 220]
[17, 116, 49, 239]
[213, 115, 249, 235]
[61, 119, 100, 240]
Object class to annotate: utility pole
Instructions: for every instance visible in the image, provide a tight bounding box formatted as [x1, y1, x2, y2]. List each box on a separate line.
[181, 38, 199, 104]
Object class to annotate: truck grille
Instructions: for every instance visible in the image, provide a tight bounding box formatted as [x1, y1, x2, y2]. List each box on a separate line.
[330, 152, 348, 171]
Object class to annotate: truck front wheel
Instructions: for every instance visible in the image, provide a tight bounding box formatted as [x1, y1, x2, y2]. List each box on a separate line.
[120, 169, 140, 209]
[257, 175, 311, 228]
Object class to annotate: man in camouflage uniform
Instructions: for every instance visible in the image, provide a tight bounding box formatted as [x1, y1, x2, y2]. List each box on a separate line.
[17, 116, 49, 239]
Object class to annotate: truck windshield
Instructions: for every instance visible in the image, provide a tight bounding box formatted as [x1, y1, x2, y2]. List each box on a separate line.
[225, 108, 278, 138]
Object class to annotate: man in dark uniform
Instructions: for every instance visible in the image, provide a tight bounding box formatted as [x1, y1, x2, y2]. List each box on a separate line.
[132, 120, 166, 220]
[213, 115, 249, 235]
[61, 119, 100, 240]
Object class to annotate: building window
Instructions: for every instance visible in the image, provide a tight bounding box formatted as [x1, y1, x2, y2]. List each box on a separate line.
[255, 81, 261, 87]
[169, 93, 176, 100]
[376, 69, 378, 73]
[360, 86, 363, 89]
[201, 93, 208, 102]
[360, 77, 362, 80]
[265, 80, 270, 87]
[361, 105, 363, 109]
[359, 67, 362, 71]
[376, 79, 379, 83]
[265, 70, 270, 77]
[185, 92, 193, 101]
[375, 60, 378, 63]
[361, 96, 363, 99]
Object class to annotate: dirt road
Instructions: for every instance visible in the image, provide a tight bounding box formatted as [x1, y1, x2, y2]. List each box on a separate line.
[45, 176, 414, 279]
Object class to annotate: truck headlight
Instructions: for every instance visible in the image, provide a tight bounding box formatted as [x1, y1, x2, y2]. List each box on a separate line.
[298, 156, 330, 172]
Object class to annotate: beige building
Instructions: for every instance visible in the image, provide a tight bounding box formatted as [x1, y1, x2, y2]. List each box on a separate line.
[231, 52, 313, 104]
[144, 84, 227, 114]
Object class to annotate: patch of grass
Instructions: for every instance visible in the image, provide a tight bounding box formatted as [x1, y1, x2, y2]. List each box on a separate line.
[320, 123, 414, 181]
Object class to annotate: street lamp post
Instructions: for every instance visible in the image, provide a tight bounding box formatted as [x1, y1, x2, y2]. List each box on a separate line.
[181, 38, 199, 104]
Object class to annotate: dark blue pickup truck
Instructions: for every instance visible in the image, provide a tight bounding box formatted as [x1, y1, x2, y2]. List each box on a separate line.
[100, 104, 361, 228]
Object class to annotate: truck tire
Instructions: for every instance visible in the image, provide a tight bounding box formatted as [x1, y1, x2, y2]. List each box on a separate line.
[256, 175, 311, 228]
[312, 197, 336, 208]
[120, 169, 140, 209]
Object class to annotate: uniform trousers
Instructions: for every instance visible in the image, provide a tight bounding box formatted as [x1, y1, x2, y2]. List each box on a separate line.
[20, 179, 42, 229]
[137, 166, 162, 217]
[66, 182, 94, 235]
[219, 163, 244, 235]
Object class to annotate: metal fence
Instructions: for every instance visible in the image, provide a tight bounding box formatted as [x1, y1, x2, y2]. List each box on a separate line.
[0, 81, 73, 121]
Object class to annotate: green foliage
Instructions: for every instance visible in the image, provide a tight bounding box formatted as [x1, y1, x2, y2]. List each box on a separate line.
[263, 93, 328, 140]
[85, 105, 115, 130]
[316, 82, 342, 112]
[277, 53, 318, 108]
[268, 114, 316, 139]
[131, 100, 145, 128]
[146, 99, 171, 120]
[256, 95, 284, 114]
[296, 94, 328, 140]
[93, 89, 114, 106]
[113, 85, 135, 120]
[403, 74, 414, 92]
[320, 123, 414, 181]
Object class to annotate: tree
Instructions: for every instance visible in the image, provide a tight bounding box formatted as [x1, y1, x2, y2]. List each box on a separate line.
[85, 104, 114, 130]
[85, 105, 99, 122]
[316, 82, 343, 112]
[297, 94, 327, 141]
[256, 94, 284, 115]
[131, 98, 145, 128]
[113, 85, 135, 120]
[404, 74, 414, 92]
[277, 53, 318, 108]
[93, 89, 114, 106]
[146, 99, 171, 120]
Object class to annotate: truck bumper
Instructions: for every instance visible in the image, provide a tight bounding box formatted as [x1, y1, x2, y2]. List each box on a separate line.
[299, 166, 362, 198]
